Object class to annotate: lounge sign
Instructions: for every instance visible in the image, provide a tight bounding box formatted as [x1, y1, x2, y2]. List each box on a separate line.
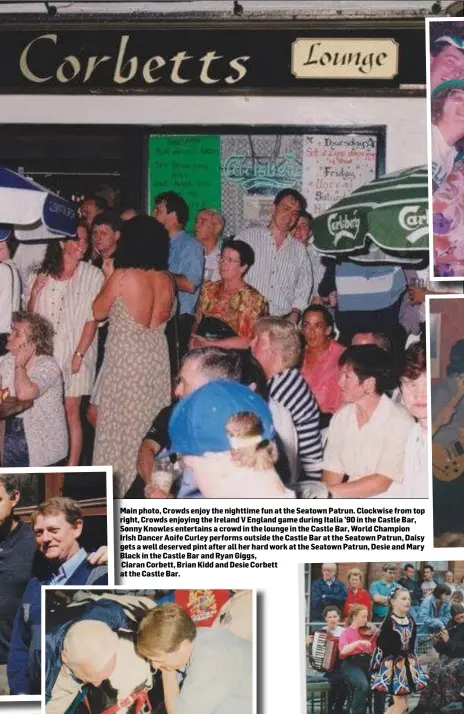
[292, 38, 399, 80]
[0, 23, 424, 93]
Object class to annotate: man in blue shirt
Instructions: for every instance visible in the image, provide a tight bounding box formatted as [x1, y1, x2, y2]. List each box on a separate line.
[369, 563, 398, 621]
[153, 191, 204, 372]
[311, 564, 347, 620]
[7, 497, 108, 695]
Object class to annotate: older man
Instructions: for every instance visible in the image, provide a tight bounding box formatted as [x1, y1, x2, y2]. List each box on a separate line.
[195, 208, 224, 282]
[310, 564, 347, 621]
[7, 497, 108, 695]
[235, 188, 313, 322]
[0, 475, 106, 696]
[251, 317, 322, 482]
[46, 598, 154, 714]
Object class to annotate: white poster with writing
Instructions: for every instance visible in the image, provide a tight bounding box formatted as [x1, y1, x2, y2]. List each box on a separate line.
[302, 133, 378, 217]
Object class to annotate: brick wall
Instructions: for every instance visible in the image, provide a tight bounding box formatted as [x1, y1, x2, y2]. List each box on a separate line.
[310, 562, 464, 589]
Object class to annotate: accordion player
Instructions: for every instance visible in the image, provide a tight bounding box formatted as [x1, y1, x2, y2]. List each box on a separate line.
[311, 630, 339, 672]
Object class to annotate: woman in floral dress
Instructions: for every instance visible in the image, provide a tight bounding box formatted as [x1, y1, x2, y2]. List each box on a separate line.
[190, 239, 268, 350]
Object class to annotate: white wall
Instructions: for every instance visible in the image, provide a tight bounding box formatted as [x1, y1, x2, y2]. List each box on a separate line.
[0, 94, 428, 172]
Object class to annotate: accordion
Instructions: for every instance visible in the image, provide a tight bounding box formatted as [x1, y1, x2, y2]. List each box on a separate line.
[310, 630, 339, 673]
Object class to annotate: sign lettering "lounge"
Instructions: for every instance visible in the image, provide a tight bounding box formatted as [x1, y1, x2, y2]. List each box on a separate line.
[292, 38, 399, 80]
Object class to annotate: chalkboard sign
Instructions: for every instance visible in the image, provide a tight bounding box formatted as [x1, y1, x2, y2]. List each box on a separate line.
[146, 128, 384, 236]
[148, 134, 221, 232]
[302, 133, 378, 217]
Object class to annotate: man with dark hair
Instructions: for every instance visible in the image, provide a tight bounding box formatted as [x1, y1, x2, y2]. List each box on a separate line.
[417, 583, 451, 634]
[7, 497, 108, 694]
[322, 345, 413, 498]
[399, 564, 423, 620]
[235, 188, 313, 322]
[80, 195, 107, 228]
[421, 565, 437, 599]
[369, 564, 398, 622]
[91, 211, 121, 270]
[430, 33, 464, 91]
[292, 209, 325, 296]
[153, 191, 204, 367]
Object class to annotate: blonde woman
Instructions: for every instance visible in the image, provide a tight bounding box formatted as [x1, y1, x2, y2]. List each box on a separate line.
[168, 379, 294, 498]
[338, 604, 380, 714]
[343, 569, 372, 619]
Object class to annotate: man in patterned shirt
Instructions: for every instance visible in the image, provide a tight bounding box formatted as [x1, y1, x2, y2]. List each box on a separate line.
[235, 188, 313, 322]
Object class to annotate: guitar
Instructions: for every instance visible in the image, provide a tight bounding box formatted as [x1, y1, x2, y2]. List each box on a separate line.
[432, 375, 464, 482]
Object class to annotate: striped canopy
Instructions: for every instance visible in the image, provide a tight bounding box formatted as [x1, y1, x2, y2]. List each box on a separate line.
[0, 167, 76, 240]
[312, 166, 429, 255]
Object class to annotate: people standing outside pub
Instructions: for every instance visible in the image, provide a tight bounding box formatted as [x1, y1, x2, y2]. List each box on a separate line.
[235, 188, 313, 321]
[153, 191, 204, 371]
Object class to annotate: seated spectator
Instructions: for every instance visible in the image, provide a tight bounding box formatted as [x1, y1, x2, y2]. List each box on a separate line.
[388, 342, 428, 498]
[311, 564, 347, 621]
[194, 208, 224, 282]
[137, 603, 252, 714]
[0, 311, 68, 467]
[322, 345, 413, 498]
[252, 317, 323, 481]
[418, 584, 452, 634]
[300, 305, 345, 425]
[169, 380, 294, 498]
[343, 568, 371, 619]
[0, 228, 21, 357]
[369, 564, 398, 622]
[415, 603, 464, 714]
[445, 570, 462, 595]
[421, 565, 438, 599]
[191, 240, 268, 350]
[398, 564, 423, 621]
[7, 497, 108, 695]
[312, 606, 348, 714]
[338, 605, 383, 714]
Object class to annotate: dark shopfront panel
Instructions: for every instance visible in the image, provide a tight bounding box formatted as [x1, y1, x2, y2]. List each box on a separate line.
[0, 125, 146, 210]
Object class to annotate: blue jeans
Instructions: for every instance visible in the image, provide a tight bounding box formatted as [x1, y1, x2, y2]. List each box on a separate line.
[3, 418, 29, 467]
[341, 659, 386, 714]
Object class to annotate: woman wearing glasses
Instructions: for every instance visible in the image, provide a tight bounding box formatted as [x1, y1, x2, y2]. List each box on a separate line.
[190, 240, 268, 350]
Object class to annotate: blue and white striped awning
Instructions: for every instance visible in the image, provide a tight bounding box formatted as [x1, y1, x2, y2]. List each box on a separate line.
[0, 167, 76, 240]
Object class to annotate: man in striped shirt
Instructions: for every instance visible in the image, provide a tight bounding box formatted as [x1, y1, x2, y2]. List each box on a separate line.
[235, 189, 313, 322]
[251, 317, 323, 482]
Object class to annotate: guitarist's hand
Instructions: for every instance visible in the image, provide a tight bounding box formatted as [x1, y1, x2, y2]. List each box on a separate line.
[438, 405, 456, 427]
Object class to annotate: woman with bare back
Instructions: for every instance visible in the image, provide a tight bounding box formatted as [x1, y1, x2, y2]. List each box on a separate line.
[92, 215, 175, 498]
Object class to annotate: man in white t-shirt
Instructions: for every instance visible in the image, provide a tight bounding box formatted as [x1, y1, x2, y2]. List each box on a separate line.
[431, 80, 464, 192]
[421, 565, 438, 599]
[322, 344, 413, 498]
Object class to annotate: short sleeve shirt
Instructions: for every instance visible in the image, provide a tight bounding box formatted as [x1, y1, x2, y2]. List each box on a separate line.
[168, 231, 205, 315]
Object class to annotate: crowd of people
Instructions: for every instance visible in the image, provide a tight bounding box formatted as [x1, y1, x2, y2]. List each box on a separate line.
[308, 564, 464, 714]
[0, 186, 434, 498]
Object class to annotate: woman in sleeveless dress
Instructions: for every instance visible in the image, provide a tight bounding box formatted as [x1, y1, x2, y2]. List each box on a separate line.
[92, 215, 175, 498]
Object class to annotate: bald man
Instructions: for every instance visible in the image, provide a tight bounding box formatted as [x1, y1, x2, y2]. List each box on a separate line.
[46, 599, 153, 714]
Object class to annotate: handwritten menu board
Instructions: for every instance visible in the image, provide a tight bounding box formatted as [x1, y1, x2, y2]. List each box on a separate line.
[148, 135, 221, 232]
[302, 134, 378, 217]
